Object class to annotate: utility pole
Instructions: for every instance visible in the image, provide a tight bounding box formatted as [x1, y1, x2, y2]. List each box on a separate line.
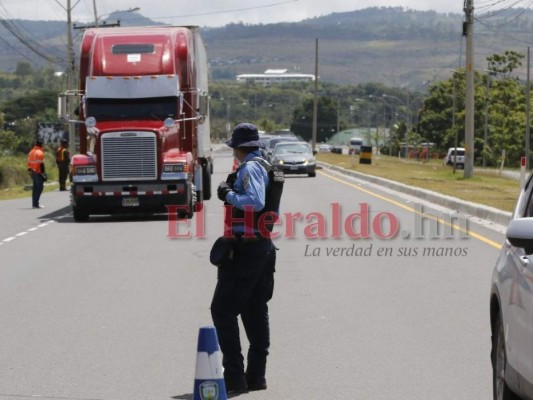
[66, 0, 76, 154]
[312, 38, 318, 152]
[464, 0, 475, 178]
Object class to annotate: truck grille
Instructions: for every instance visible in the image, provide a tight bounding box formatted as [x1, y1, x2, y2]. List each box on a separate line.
[101, 132, 157, 181]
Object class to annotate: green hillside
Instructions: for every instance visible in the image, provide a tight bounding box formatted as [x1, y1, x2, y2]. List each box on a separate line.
[0, 7, 532, 88]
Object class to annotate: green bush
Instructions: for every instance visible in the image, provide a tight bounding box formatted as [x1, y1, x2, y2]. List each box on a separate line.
[0, 148, 58, 189]
[0, 155, 30, 189]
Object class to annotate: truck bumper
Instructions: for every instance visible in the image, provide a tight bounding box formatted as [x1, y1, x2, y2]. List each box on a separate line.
[71, 180, 192, 215]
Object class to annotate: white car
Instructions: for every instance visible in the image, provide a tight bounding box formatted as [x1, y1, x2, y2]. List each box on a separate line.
[443, 147, 465, 169]
[317, 143, 332, 153]
[490, 175, 533, 400]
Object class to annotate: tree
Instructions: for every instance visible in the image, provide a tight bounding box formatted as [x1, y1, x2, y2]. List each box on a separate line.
[1, 90, 57, 121]
[0, 113, 19, 153]
[417, 51, 529, 167]
[15, 62, 33, 77]
[486, 50, 524, 79]
[290, 97, 340, 142]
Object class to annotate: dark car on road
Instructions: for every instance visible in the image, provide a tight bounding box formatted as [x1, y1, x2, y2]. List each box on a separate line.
[270, 141, 316, 177]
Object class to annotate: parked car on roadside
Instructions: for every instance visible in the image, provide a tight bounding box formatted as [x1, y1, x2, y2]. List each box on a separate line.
[270, 141, 316, 177]
[443, 147, 465, 169]
[317, 143, 332, 153]
[490, 174, 533, 400]
[331, 145, 344, 154]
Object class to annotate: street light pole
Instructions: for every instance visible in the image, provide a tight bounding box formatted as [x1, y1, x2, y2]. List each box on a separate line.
[452, 70, 459, 174]
[93, 0, 98, 26]
[312, 38, 318, 151]
[526, 46, 531, 169]
[483, 71, 491, 168]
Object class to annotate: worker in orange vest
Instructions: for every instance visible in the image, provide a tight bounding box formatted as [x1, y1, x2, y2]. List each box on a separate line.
[27, 138, 46, 209]
[56, 138, 70, 191]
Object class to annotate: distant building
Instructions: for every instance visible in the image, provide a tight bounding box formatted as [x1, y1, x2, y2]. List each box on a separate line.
[236, 69, 315, 86]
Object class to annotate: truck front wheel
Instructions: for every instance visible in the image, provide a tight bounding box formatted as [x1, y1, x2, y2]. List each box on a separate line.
[177, 193, 194, 219]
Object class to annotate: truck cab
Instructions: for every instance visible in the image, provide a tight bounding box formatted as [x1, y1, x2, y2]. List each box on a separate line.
[60, 26, 212, 221]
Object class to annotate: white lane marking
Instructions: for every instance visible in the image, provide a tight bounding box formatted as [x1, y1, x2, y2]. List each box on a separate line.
[1, 215, 66, 248]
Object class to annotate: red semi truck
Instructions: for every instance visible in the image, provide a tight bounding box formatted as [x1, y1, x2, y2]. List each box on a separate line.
[61, 26, 212, 221]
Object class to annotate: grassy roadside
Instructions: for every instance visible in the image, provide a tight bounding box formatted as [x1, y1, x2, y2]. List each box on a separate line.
[0, 152, 59, 201]
[316, 152, 521, 213]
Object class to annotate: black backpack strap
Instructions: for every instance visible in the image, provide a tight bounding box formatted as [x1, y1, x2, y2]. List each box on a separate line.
[248, 156, 272, 172]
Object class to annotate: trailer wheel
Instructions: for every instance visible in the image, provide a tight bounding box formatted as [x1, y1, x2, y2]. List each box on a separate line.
[73, 206, 89, 222]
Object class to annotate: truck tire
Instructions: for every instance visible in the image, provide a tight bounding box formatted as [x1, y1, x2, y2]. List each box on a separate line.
[177, 193, 194, 219]
[202, 163, 212, 200]
[73, 206, 89, 222]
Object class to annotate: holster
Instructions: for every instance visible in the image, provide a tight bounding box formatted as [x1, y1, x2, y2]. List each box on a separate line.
[209, 236, 238, 267]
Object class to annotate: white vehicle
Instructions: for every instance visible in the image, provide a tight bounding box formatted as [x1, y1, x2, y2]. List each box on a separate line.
[317, 143, 332, 153]
[443, 147, 465, 169]
[490, 175, 533, 400]
[349, 137, 364, 155]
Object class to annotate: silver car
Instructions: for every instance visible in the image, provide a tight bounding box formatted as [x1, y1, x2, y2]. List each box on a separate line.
[490, 176, 533, 400]
[270, 141, 316, 177]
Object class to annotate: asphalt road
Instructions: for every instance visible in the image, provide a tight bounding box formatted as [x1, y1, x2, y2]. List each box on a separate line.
[0, 149, 505, 399]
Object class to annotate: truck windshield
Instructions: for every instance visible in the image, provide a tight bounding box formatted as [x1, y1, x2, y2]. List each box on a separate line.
[86, 97, 178, 121]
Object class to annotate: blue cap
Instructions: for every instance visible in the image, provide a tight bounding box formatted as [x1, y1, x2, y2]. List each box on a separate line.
[225, 123, 263, 148]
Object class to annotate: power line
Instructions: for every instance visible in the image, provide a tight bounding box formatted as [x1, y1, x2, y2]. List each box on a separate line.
[476, 0, 531, 19]
[0, 18, 59, 64]
[145, 0, 299, 22]
[0, 3, 65, 65]
[0, 35, 39, 65]
[475, 17, 533, 46]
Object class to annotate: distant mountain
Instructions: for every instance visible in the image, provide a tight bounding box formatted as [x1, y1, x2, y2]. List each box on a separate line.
[1, 7, 532, 89]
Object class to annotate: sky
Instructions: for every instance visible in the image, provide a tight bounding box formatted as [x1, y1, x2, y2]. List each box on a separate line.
[0, 0, 465, 27]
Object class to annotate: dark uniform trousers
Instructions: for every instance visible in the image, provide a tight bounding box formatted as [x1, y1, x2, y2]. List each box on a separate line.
[58, 163, 69, 190]
[210, 237, 276, 381]
[31, 172, 44, 207]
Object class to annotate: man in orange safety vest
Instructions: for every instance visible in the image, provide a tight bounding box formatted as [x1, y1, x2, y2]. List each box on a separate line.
[27, 138, 46, 209]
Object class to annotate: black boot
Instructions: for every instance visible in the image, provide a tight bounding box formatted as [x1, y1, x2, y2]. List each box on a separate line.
[245, 373, 267, 391]
[225, 374, 248, 394]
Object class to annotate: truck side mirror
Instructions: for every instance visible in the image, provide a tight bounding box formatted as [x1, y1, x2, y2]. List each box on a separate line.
[199, 94, 208, 117]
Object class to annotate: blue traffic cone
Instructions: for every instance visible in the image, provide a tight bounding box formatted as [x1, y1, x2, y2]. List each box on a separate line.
[193, 326, 227, 400]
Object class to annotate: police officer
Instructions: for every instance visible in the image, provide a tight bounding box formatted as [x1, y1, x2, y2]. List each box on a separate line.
[56, 138, 70, 191]
[211, 123, 276, 394]
[27, 138, 46, 208]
